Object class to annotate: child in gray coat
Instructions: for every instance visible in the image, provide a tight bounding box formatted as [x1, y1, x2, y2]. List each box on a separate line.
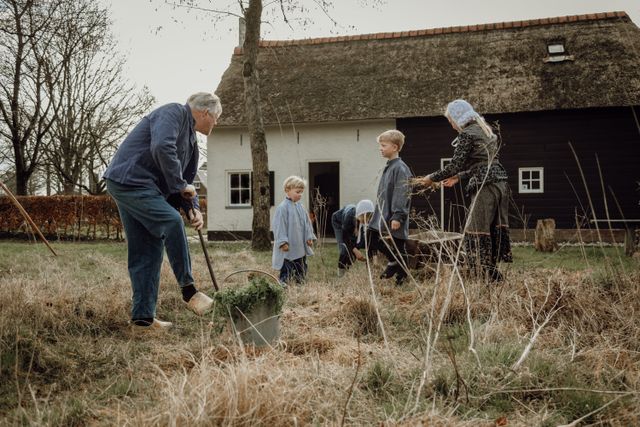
[368, 130, 413, 285]
[272, 176, 317, 285]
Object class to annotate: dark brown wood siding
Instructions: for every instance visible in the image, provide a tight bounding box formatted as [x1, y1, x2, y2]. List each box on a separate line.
[399, 106, 640, 229]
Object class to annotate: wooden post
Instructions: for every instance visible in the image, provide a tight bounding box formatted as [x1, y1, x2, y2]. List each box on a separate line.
[625, 227, 637, 257]
[534, 218, 558, 252]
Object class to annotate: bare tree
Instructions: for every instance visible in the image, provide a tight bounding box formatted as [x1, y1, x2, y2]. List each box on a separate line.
[80, 85, 155, 195]
[0, 0, 65, 194]
[42, 0, 109, 194]
[160, 0, 372, 249]
[1, 0, 154, 195]
[42, 1, 154, 194]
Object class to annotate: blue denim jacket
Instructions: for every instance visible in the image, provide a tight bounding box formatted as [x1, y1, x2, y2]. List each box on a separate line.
[104, 103, 199, 209]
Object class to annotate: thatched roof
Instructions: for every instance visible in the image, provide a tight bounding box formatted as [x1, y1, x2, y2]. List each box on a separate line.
[215, 11, 640, 126]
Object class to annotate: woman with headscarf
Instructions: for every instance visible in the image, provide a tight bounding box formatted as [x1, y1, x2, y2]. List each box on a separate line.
[413, 99, 512, 282]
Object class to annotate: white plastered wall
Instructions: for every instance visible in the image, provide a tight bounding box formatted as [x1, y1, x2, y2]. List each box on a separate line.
[206, 120, 395, 234]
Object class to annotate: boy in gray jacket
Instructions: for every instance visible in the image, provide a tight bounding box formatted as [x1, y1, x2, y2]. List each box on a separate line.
[367, 130, 413, 285]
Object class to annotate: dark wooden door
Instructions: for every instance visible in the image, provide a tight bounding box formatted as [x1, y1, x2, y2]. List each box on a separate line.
[308, 162, 340, 237]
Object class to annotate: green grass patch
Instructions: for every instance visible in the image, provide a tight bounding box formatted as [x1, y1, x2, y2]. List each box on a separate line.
[511, 245, 635, 271]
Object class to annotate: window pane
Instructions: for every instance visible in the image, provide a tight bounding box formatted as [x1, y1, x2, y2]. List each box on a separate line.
[241, 189, 251, 204]
[230, 190, 240, 204]
[531, 181, 540, 190]
[531, 171, 540, 180]
[522, 171, 530, 179]
[230, 173, 239, 187]
[240, 173, 250, 189]
[548, 43, 565, 54]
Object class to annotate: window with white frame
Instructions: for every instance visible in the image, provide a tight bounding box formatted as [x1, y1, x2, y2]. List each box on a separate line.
[228, 171, 251, 206]
[519, 167, 544, 193]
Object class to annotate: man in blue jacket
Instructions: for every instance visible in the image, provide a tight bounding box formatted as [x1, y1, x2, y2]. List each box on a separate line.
[104, 92, 221, 331]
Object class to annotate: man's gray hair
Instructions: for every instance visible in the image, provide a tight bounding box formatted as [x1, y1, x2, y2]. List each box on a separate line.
[187, 92, 222, 118]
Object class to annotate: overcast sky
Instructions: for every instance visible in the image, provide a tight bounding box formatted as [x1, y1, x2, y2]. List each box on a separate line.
[101, 0, 640, 107]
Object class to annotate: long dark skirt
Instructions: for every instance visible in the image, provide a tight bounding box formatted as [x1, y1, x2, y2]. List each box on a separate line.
[464, 181, 513, 280]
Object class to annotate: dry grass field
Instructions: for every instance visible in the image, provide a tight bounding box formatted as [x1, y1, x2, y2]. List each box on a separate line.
[0, 238, 639, 426]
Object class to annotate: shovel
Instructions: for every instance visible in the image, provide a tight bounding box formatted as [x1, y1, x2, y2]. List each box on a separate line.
[190, 202, 219, 292]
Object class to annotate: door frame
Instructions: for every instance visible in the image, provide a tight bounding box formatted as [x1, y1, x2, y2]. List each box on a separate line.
[307, 160, 341, 237]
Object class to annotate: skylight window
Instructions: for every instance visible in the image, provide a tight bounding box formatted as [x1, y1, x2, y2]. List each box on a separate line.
[547, 43, 565, 54]
[544, 41, 574, 63]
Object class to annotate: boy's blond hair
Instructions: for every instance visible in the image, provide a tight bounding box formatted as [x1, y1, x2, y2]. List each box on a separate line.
[377, 129, 405, 151]
[283, 175, 306, 191]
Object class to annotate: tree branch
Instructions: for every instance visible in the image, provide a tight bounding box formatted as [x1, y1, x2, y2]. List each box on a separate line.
[163, 1, 244, 19]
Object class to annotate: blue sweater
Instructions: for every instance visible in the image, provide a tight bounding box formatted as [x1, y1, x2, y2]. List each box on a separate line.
[104, 103, 200, 209]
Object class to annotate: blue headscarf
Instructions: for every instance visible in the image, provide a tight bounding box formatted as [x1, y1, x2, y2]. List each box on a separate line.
[445, 99, 480, 128]
[445, 99, 495, 139]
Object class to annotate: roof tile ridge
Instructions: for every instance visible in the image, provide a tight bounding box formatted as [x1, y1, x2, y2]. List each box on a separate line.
[232, 11, 630, 54]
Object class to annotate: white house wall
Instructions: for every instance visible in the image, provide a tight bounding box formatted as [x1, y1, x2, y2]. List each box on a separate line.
[206, 120, 395, 234]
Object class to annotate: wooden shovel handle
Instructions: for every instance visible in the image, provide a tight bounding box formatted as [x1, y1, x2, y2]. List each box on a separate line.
[0, 181, 57, 256]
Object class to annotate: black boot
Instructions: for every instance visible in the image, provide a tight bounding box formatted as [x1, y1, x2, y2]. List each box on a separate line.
[394, 254, 409, 286]
[380, 262, 399, 279]
[486, 266, 504, 283]
[395, 270, 407, 286]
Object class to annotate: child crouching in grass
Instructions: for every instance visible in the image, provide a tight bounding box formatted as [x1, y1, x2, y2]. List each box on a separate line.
[272, 176, 317, 286]
[331, 199, 375, 277]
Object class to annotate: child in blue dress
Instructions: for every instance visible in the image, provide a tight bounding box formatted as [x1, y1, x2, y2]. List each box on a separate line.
[272, 176, 317, 285]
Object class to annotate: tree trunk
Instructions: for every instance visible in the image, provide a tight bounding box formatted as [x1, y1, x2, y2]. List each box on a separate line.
[13, 151, 30, 195]
[46, 165, 52, 196]
[534, 218, 558, 252]
[243, 0, 271, 251]
[63, 182, 76, 195]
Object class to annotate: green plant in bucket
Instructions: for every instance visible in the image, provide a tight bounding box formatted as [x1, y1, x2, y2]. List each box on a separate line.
[213, 276, 285, 320]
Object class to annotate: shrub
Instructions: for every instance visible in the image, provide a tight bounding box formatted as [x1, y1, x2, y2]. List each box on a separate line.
[363, 360, 394, 395]
[0, 195, 208, 240]
[0, 195, 122, 240]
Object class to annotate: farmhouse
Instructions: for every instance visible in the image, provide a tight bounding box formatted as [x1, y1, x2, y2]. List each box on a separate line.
[193, 163, 208, 198]
[208, 11, 640, 240]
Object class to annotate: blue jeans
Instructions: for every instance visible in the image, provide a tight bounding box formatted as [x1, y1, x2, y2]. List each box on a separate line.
[279, 257, 307, 284]
[107, 180, 193, 320]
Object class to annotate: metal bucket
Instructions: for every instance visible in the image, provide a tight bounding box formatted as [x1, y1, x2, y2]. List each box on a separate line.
[232, 301, 281, 347]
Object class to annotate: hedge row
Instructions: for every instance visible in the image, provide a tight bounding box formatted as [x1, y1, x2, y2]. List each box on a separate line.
[0, 195, 207, 241]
